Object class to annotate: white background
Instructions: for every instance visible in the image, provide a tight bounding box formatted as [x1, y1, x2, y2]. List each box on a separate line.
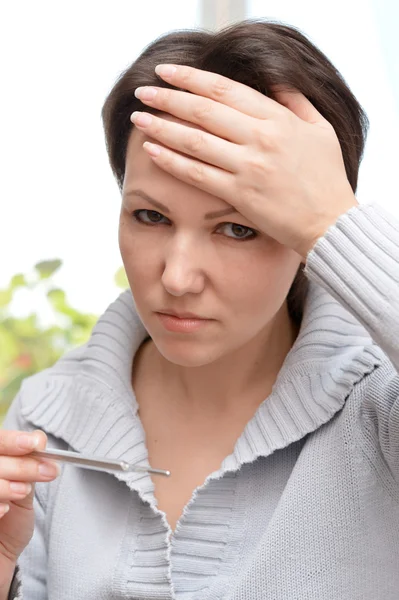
[1, 0, 398, 320]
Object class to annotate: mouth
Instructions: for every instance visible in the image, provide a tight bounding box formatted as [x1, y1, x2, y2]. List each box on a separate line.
[157, 309, 209, 320]
[155, 311, 213, 333]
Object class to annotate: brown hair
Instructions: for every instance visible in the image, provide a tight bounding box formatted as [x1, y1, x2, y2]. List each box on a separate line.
[101, 18, 369, 327]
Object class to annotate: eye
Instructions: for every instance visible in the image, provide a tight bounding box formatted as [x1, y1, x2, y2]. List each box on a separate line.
[217, 222, 257, 240]
[132, 209, 170, 225]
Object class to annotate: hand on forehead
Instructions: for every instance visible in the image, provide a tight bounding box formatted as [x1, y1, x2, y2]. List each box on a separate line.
[129, 64, 357, 259]
[134, 112, 208, 159]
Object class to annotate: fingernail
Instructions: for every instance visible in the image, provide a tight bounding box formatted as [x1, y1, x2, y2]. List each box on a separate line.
[143, 142, 161, 157]
[131, 112, 153, 127]
[134, 86, 157, 101]
[16, 434, 40, 450]
[38, 462, 60, 478]
[155, 64, 177, 78]
[10, 482, 32, 495]
[0, 504, 10, 516]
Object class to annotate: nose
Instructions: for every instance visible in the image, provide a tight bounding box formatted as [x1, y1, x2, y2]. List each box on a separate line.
[161, 237, 205, 297]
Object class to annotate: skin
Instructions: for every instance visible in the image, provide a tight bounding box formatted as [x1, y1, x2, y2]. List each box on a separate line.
[120, 114, 303, 416]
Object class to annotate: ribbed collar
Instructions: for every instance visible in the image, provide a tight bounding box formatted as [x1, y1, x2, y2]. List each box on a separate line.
[21, 280, 383, 499]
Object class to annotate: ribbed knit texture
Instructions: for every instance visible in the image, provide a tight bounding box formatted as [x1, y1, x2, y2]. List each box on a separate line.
[4, 201, 399, 599]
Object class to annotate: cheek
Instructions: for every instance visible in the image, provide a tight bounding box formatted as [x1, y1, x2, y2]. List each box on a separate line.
[119, 221, 161, 289]
[224, 248, 300, 319]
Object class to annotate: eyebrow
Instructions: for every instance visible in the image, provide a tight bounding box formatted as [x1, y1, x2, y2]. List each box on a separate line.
[124, 188, 239, 220]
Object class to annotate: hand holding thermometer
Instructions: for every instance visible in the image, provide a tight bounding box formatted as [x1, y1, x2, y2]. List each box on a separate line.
[30, 448, 171, 476]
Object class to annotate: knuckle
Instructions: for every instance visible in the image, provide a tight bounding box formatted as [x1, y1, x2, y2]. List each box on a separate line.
[192, 100, 212, 122]
[179, 66, 195, 86]
[156, 87, 172, 111]
[159, 87, 172, 106]
[0, 479, 10, 501]
[152, 117, 166, 138]
[255, 126, 273, 150]
[187, 161, 205, 184]
[255, 122, 284, 150]
[159, 147, 173, 168]
[0, 456, 28, 480]
[14, 457, 32, 480]
[183, 131, 205, 154]
[245, 154, 268, 177]
[210, 75, 233, 101]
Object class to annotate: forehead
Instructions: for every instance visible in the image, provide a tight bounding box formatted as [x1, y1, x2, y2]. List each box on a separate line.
[123, 113, 230, 210]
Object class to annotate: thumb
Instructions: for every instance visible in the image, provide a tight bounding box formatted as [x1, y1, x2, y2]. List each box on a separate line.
[273, 88, 325, 125]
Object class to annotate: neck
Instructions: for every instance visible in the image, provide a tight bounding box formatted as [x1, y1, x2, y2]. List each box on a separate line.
[133, 301, 300, 419]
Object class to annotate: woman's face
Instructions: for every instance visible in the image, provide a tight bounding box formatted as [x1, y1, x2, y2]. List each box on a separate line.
[119, 115, 302, 367]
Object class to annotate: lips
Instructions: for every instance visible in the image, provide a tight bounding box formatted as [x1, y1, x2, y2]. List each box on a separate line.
[158, 309, 207, 320]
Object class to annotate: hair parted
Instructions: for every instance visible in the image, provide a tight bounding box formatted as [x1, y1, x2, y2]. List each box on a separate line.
[101, 18, 369, 327]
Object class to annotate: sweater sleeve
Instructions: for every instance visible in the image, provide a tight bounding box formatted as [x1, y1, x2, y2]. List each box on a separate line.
[304, 201, 399, 481]
[8, 566, 22, 600]
[2, 392, 48, 600]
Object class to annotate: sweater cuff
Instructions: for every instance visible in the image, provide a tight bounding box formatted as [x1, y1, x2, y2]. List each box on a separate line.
[304, 202, 399, 343]
[8, 566, 22, 600]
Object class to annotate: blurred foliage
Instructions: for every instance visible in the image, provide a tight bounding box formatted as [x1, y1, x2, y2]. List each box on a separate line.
[0, 260, 129, 423]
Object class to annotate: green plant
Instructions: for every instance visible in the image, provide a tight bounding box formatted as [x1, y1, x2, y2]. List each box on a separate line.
[0, 261, 129, 423]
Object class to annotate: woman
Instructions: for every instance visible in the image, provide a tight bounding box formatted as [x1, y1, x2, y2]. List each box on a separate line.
[1, 18, 398, 599]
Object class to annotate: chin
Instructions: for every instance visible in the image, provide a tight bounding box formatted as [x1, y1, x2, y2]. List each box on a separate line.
[153, 337, 224, 368]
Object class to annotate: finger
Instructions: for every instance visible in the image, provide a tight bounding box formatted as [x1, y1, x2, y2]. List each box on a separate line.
[153, 64, 286, 120]
[134, 86, 253, 145]
[0, 456, 60, 483]
[272, 88, 325, 124]
[142, 142, 235, 203]
[0, 478, 32, 502]
[131, 111, 241, 172]
[0, 429, 47, 456]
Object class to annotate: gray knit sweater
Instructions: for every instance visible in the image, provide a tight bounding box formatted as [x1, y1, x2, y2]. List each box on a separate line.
[4, 201, 399, 599]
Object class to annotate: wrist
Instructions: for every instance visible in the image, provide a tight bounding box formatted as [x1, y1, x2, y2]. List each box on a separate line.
[299, 196, 359, 262]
